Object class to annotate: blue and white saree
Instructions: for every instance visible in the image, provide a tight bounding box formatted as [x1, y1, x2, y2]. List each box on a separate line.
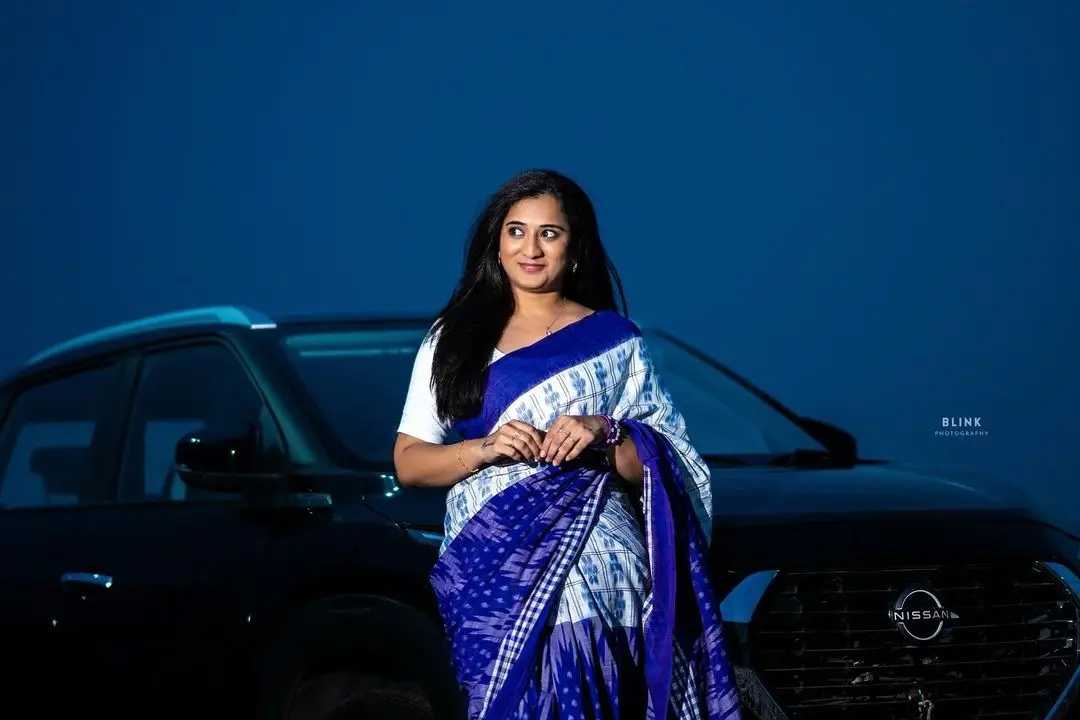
[429, 310, 741, 719]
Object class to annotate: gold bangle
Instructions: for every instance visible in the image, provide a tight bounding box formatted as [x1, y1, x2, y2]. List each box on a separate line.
[456, 441, 476, 475]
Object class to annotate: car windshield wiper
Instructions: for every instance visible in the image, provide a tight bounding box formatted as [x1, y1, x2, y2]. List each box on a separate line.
[699, 454, 747, 466]
[767, 448, 844, 467]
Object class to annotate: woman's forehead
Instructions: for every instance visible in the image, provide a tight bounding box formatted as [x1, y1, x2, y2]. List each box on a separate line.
[505, 195, 566, 225]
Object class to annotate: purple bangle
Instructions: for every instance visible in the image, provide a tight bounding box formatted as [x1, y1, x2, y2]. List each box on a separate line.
[596, 414, 622, 447]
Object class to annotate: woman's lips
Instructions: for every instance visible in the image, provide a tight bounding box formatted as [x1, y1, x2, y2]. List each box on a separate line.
[519, 263, 545, 273]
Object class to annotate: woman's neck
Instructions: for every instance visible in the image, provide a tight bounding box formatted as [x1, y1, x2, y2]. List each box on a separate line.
[512, 290, 564, 320]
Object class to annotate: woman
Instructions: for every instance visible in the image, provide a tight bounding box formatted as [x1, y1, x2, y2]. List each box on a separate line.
[394, 169, 741, 719]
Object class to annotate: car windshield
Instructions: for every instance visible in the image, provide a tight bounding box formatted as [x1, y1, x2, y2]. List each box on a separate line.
[278, 325, 825, 465]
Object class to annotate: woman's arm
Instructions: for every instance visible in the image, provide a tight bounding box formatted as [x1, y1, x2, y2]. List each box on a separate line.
[394, 330, 481, 488]
[607, 434, 644, 484]
[395, 420, 546, 487]
[394, 330, 547, 487]
[393, 433, 484, 488]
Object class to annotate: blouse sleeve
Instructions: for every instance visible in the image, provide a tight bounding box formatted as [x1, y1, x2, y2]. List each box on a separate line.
[397, 331, 452, 445]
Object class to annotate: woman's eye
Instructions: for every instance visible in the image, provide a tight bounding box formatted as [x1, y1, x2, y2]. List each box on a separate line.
[541, 228, 559, 239]
[508, 226, 523, 237]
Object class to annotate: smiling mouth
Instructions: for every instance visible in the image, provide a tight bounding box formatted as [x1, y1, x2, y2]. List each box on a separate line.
[519, 263, 545, 272]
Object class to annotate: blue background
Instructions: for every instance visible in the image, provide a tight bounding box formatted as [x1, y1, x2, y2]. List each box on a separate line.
[2, 3, 1077, 526]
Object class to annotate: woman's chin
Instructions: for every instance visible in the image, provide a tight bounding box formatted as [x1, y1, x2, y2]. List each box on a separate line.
[510, 274, 555, 293]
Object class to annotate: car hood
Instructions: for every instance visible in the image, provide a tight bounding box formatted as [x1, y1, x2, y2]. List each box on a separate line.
[706, 460, 1080, 575]
[363, 459, 1080, 570]
[363, 459, 1042, 532]
[709, 459, 1037, 521]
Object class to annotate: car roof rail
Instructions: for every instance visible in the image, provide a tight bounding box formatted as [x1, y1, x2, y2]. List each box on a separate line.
[26, 305, 277, 366]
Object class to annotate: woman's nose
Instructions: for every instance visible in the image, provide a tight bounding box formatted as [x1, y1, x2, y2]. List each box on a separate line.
[522, 234, 542, 257]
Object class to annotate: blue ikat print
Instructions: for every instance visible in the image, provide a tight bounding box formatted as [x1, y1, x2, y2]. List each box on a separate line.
[607, 553, 625, 583]
[568, 369, 587, 397]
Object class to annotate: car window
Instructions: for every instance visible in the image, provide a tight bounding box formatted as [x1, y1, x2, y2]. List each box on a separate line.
[280, 326, 821, 464]
[0, 365, 121, 509]
[117, 343, 283, 503]
[280, 329, 449, 464]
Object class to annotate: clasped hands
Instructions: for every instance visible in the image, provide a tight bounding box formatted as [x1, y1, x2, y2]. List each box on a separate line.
[477, 415, 607, 468]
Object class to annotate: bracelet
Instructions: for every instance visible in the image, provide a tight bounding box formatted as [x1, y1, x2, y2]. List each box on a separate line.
[592, 415, 624, 448]
[608, 416, 624, 446]
[455, 441, 476, 475]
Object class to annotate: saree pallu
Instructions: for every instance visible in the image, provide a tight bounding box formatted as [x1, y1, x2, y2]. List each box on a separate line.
[430, 311, 742, 719]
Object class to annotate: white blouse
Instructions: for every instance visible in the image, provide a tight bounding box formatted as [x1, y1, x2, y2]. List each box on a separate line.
[396, 331, 503, 444]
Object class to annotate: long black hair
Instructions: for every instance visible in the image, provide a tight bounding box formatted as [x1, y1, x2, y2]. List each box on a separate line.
[430, 168, 628, 423]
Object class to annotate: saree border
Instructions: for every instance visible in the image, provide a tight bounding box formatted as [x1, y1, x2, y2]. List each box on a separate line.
[453, 310, 642, 439]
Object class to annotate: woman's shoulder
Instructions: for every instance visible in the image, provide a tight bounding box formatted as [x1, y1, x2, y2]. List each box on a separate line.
[412, 322, 442, 360]
[584, 308, 643, 338]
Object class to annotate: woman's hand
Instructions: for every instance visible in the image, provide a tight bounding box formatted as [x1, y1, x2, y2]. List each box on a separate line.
[541, 415, 608, 466]
[476, 420, 546, 466]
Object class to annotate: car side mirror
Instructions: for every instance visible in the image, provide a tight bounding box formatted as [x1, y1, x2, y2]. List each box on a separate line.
[799, 417, 858, 462]
[174, 423, 285, 494]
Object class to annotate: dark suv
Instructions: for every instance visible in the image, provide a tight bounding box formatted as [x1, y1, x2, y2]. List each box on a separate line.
[1, 306, 1078, 720]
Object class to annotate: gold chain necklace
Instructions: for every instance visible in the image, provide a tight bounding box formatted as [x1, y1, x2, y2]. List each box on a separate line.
[544, 297, 567, 336]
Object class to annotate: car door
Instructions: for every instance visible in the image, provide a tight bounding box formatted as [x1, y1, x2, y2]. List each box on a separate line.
[0, 362, 128, 707]
[56, 338, 341, 717]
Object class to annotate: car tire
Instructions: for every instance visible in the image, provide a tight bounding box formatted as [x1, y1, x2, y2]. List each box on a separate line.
[256, 595, 466, 720]
[316, 678, 434, 720]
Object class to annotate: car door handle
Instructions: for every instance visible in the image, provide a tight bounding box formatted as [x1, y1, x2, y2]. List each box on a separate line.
[61, 572, 113, 589]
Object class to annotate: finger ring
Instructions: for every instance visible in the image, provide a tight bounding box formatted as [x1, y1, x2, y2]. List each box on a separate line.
[558, 428, 570, 435]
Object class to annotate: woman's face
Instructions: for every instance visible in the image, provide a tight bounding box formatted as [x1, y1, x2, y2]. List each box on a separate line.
[499, 194, 572, 294]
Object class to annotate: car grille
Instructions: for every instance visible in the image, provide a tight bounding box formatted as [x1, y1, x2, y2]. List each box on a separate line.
[749, 563, 1080, 719]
